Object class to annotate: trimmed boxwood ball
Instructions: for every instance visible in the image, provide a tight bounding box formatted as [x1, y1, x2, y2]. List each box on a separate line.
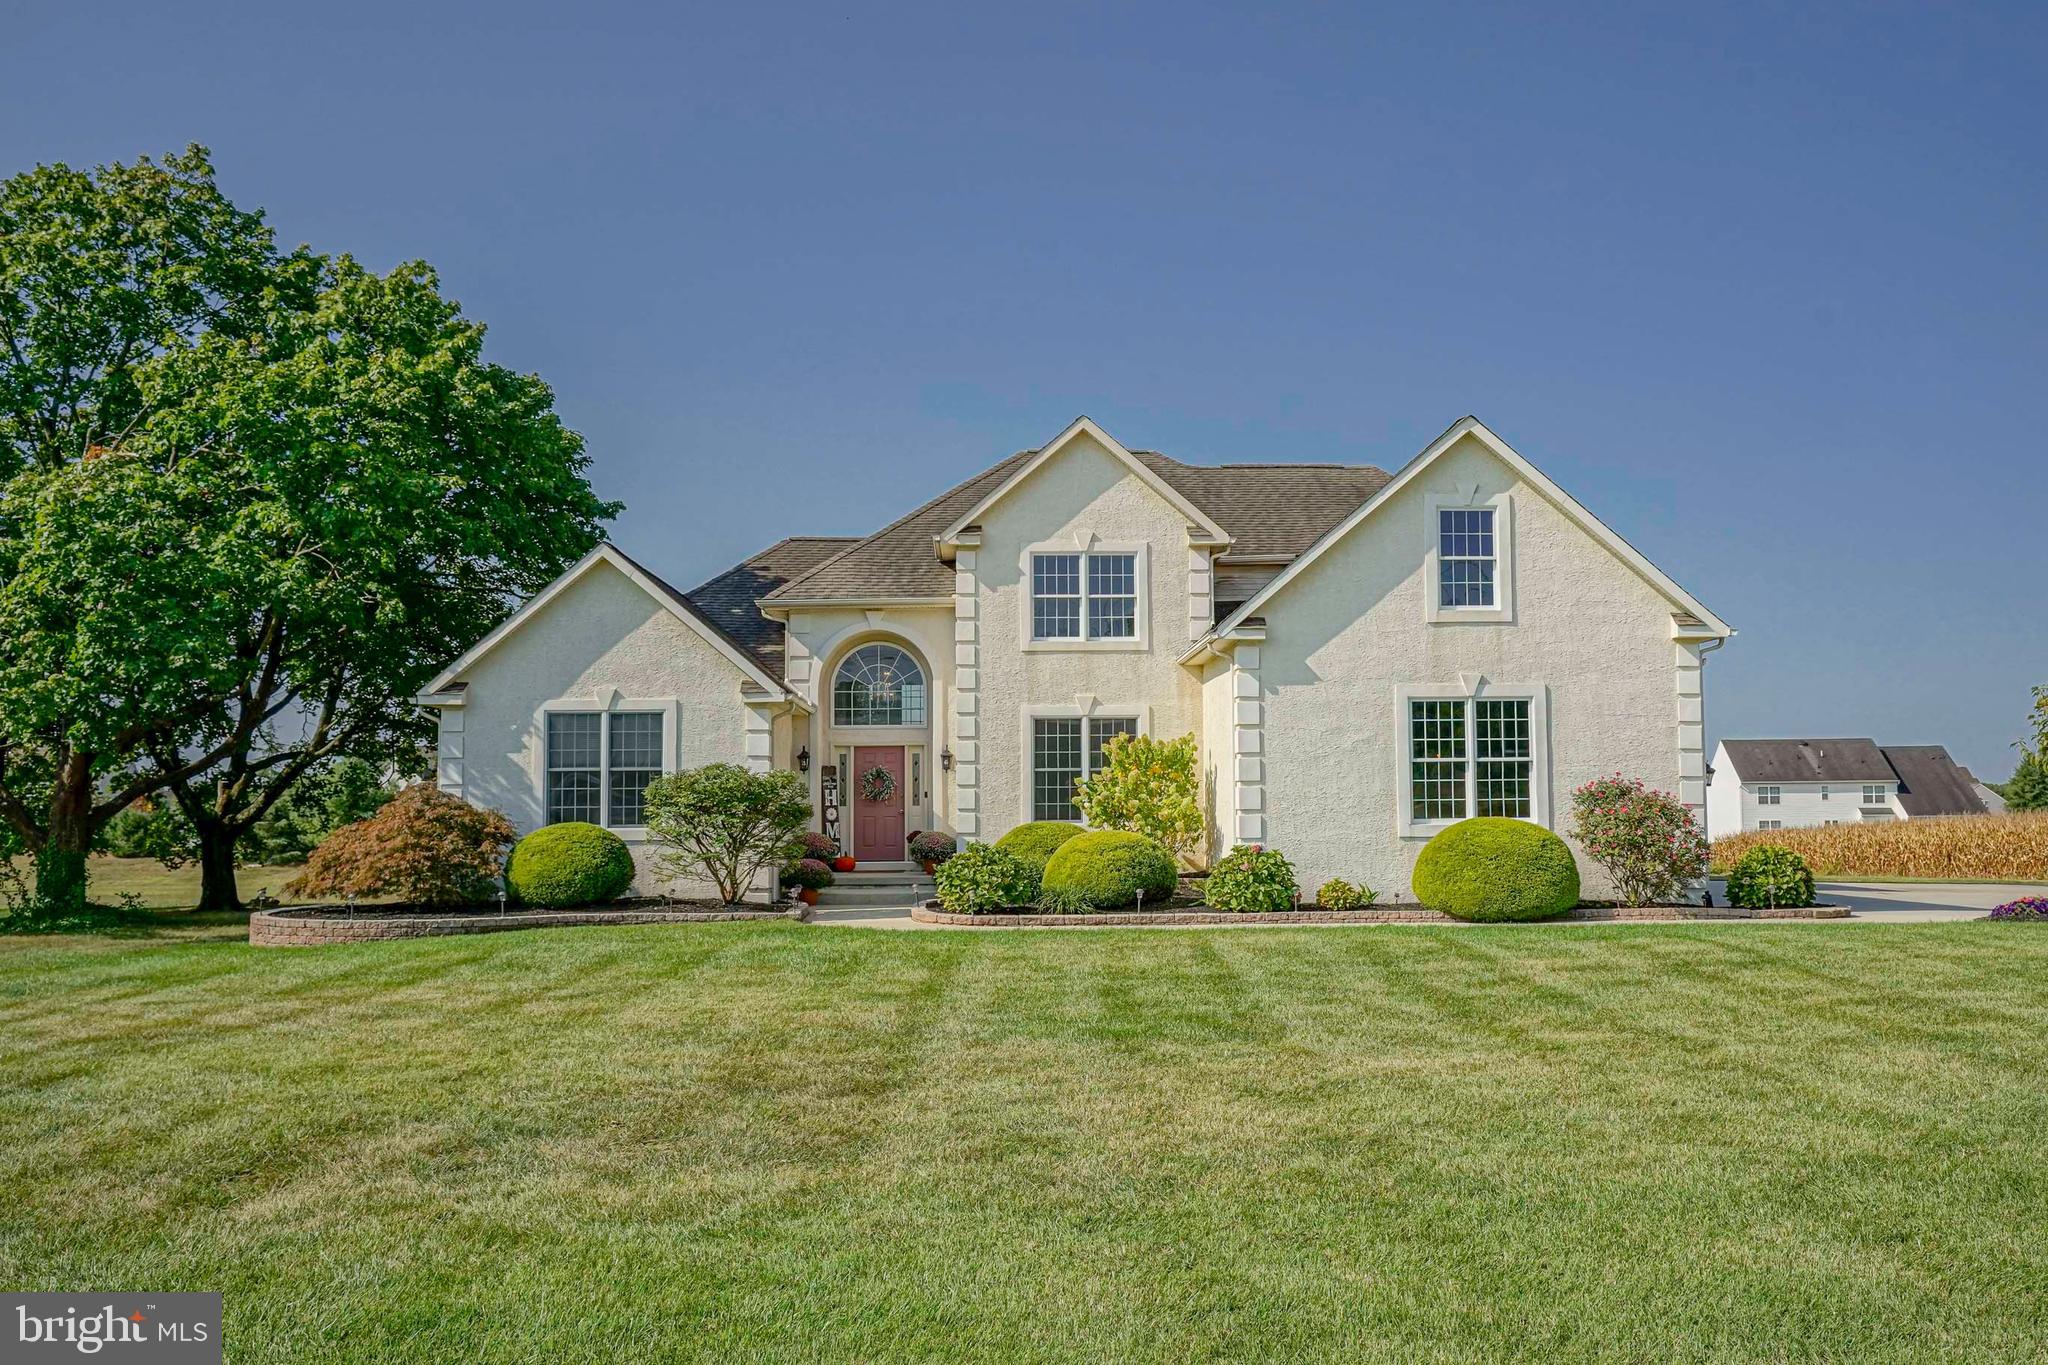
[1040, 830, 1178, 909]
[506, 822, 636, 907]
[996, 820, 1084, 871]
[1412, 817, 1579, 922]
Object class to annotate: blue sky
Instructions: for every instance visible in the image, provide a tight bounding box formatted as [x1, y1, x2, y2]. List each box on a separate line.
[6, 2, 2044, 779]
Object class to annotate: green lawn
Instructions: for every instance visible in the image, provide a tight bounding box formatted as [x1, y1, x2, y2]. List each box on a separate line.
[3, 921, 2044, 1362]
[7, 855, 314, 909]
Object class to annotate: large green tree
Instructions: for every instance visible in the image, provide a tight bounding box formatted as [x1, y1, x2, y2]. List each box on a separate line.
[0, 148, 615, 915]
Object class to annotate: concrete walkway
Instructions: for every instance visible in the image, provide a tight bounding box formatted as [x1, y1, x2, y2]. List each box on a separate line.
[804, 881, 2043, 929]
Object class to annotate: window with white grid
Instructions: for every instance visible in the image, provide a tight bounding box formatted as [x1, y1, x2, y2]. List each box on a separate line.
[1438, 508, 1496, 608]
[547, 709, 667, 828]
[546, 713, 602, 825]
[1031, 550, 1141, 642]
[1032, 717, 1084, 821]
[1409, 700, 1468, 823]
[1756, 786, 1781, 806]
[1861, 784, 1886, 806]
[1473, 699, 1533, 818]
[1031, 714, 1140, 822]
[606, 712, 664, 827]
[1759, 819, 1783, 830]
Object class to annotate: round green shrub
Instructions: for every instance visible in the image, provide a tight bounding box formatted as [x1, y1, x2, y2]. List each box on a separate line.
[505, 822, 635, 907]
[1041, 830, 1178, 909]
[1204, 843, 1298, 912]
[1411, 818, 1580, 922]
[1724, 844, 1815, 909]
[1316, 877, 1378, 910]
[996, 820, 1084, 871]
[934, 842, 1040, 914]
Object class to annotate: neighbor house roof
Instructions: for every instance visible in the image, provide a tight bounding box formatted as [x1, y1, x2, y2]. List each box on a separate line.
[758, 428, 1391, 605]
[1718, 738, 1897, 784]
[1878, 745, 1990, 818]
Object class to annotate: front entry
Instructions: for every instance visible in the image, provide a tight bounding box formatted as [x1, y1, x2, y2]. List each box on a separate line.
[851, 745, 906, 862]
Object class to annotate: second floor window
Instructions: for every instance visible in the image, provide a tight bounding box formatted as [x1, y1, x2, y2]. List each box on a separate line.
[1438, 508, 1496, 608]
[1756, 785, 1781, 805]
[1862, 784, 1887, 805]
[1032, 551, 1138, 641]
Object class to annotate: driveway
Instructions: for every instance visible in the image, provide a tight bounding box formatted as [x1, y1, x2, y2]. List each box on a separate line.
[1709, 880, 2042, 923]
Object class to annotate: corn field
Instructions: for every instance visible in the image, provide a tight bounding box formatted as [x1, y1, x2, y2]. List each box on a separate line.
[1710, 811, 2048, 881]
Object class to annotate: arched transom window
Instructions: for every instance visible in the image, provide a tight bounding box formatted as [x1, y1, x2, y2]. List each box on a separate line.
[833, 644, 927, 727]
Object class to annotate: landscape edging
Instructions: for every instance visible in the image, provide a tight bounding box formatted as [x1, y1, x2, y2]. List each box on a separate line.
[250, 904, 804, 946]
[909, 901, 1850, 927]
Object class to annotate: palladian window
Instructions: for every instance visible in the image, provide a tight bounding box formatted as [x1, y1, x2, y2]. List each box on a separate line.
[832, 644, 926, 727]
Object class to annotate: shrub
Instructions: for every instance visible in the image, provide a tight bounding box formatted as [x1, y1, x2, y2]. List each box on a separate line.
[933, 842, 1040, 914]
[996, 821, 1083, 871]
[799, 831, 839, 861]
[782, 857, 835, 892]
[1412, 818, 1580, 922]
[909, 830, 957, 866]
[101, 798, 193, 865]
[505, 822, 635, 907]
[1724, 845, 1816, 910]
[1041, 830, 1178, 910]
[1988, 895, 2048, 921]
[287, 785, 515, 906]
[1568, 774, 1709, 906]
[243, 757, 396, 865]
[1204, 844, 1298, 912]
[643, 764, 811, 904]
[1709, 811, 2048, 881]
[1071, 732, 1204, 861]
[2000, 753, 2048, 812]
[1316, 877, 1378, 909]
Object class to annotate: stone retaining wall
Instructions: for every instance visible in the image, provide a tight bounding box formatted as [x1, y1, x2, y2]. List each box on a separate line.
[909, 902, 1849, 928]
[251, 904, 804, 946]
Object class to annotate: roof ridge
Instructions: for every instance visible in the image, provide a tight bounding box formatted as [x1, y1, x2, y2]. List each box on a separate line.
[762, 449, 1036, 601]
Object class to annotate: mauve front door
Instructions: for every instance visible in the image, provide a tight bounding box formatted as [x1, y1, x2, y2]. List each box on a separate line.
[851, 745, 905, 862]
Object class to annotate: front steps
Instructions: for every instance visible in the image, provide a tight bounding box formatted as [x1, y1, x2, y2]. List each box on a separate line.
[812, 868, 935, 909]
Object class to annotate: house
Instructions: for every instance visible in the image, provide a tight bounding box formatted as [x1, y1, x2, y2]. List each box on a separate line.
[418, 416, 1732, 901]
[1705, 738, 1994, 836]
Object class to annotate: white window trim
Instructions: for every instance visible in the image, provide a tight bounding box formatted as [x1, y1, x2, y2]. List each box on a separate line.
[1755, 785, 1782, 806]
[1019, 537, 1150, 653]
[829, 642, 930, 729]
[1395, 683, 1549, 839]
[533, 693, 682, 841]
[1424, 489, 1515, 625]
[1759, 819, 1784, 831]
[1860, 784, 1889, 807]
[1019, 701, 1151, 825]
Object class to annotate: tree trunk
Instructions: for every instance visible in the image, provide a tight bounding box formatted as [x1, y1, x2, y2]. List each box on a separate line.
[192, 818, 243, 914]
[35, 772, 95, 917]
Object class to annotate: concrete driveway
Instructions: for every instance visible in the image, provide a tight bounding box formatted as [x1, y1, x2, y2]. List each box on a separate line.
[1709, 880, 2043, 923]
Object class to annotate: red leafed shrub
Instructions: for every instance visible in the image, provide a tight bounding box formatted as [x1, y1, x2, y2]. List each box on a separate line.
[288, 784, 515, 906]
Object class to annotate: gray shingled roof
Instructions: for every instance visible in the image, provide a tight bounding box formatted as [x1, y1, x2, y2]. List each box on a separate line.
[1719, 739, 1897, 784]
[758, 442, 1391, 604]
[1879, 745, 1990, 818]
[665, 537, 859, 681]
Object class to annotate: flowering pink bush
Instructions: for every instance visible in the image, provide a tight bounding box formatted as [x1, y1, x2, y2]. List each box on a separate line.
[1567, 774, 1708, 907]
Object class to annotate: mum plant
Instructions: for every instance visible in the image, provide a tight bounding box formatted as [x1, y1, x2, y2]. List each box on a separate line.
[1071, 732, 1204, 862]
[1567, 774, 1709, 907]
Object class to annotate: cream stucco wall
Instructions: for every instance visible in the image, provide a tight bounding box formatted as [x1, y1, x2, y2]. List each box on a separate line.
[1250, 434, 1690, 901]
[436, 559, 780, 900]
[966, 433, 1206, 840]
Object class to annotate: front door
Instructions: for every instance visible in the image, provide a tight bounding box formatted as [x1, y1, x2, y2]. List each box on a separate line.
[851, 745, 906, 862]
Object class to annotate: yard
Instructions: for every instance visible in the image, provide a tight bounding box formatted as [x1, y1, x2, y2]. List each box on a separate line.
[3, 919, 2044, 1362]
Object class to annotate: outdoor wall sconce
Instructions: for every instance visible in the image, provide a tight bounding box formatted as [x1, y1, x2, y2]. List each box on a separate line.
[797, 746, 811, 773]
[940, 745, 954, 772]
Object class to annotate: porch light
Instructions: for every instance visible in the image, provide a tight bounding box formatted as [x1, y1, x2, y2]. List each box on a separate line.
[940, 745, 953, 772]
[797, 746, 811, 774]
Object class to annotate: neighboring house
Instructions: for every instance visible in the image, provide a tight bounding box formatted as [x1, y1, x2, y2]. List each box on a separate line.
[1705, 738, 1993, 836]
[419, 416, 1732, 901]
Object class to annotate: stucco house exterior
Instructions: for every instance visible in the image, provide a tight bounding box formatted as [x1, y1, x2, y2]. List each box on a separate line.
[1706, 739, 1994, 836]
[418, 416, 1732, 902]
